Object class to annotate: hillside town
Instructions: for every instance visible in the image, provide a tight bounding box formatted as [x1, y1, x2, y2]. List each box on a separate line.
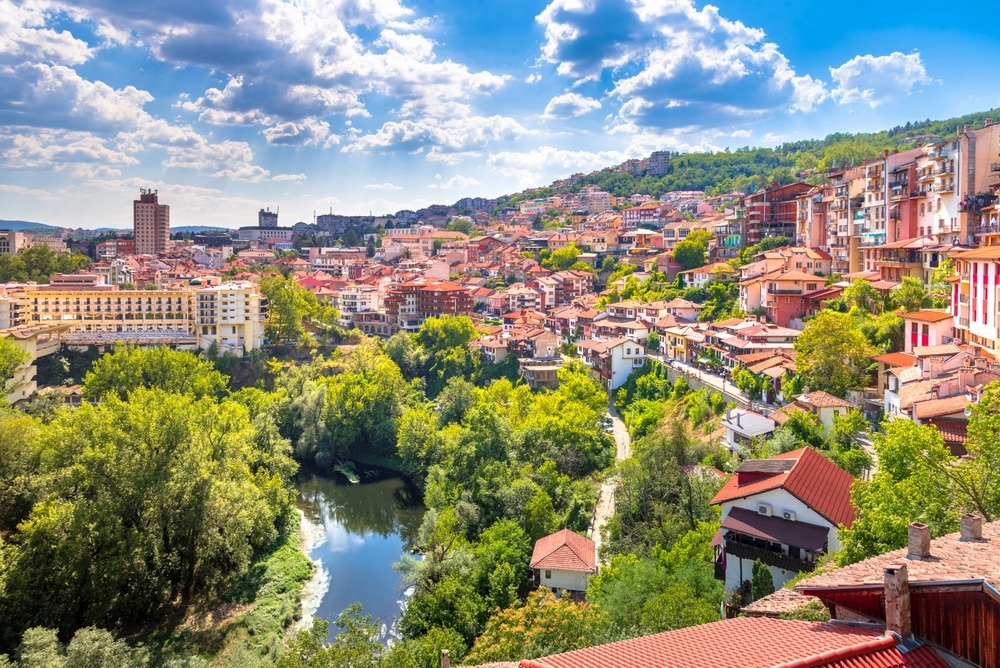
[2, 123, 1000, 668]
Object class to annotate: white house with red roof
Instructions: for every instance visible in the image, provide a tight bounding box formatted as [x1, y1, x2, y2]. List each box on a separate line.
[710, 447, 855, 594]
[529, 528, 597, 599]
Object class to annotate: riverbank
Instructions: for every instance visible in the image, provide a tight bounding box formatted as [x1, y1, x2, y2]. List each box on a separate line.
[150, 514, 315, 666]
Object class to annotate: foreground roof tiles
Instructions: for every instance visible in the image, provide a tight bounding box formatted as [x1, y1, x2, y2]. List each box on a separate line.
[798, 520, 1000, 590]
[518, 617, 945, 668]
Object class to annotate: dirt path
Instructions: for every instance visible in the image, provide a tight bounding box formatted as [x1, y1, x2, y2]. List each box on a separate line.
[590, 402, 631, 564]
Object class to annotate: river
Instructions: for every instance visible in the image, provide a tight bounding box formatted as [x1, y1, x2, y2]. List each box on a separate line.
[296, 470, 425, 642]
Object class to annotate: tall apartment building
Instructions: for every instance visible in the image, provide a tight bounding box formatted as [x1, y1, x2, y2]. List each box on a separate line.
[383, 277, 472, 331]
[133, 189, 170, 255]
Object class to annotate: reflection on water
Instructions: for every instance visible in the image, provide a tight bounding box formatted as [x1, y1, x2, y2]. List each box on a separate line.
[296, 470, 425, 642]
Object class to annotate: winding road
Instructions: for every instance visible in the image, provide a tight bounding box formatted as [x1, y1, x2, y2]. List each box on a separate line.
[590, 402, 631, 563]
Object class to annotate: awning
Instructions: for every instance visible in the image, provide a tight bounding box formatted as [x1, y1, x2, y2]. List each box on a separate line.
[722, 506, 829, 552]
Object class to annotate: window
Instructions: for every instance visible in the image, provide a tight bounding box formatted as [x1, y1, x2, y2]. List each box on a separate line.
[545, 570, 552, 579]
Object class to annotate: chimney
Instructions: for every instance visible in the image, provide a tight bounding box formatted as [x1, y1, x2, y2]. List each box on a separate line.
[960, 513, 984, 541]
[884, 562, 912, 638]
[907, 522, 931, 560]
[736, 411, 742, 428]
[440, 649, 451, 668]
[986, 118, 993, 127]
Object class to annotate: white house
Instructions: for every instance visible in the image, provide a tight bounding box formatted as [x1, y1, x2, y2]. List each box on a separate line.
[710, 447, 855, 594]
[720, 409, 776, 454]
[530, 529, 597, 600]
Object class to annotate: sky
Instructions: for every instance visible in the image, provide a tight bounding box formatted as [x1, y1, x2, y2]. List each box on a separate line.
[2, 0, 999, 230]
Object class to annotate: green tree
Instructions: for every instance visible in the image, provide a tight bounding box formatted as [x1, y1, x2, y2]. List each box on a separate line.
[0, 337, 30, 386]
[464, 589, 608, 665]
[751, 559, 774, 601]
[259, 276, 313, 343]
[0, 390, 296, 643]
[671, 230, 712, 271]
[794, 311, 875, 397]
[890, 276, 928, 313]
[541, 244, 582, 271]
[82, 345, 227, 402]
[843, 279, 883, 314]
[837, 418, 956, 565]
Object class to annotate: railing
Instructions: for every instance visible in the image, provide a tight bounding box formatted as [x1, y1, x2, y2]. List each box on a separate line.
[769, 288, 803, 295]
[725, 539, 816, 573]
[991, 163, 1000, 172]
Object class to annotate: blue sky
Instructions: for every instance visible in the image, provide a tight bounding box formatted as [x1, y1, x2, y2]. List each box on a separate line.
[1, 0, 998, 230]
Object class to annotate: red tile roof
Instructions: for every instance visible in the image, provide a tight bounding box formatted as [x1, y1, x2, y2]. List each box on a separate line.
[900, 309, 953, 324]
[529, 529, 596, 573]
[711, 447, 856, 528]
[518, 617, 946, 668]
[797, 519, 1000, 591]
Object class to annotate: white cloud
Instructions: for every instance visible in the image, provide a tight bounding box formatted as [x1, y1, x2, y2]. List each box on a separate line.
[0, 129, 138, 171]
[272, 173, 307, 182]
[0, 63, 153, 132]
[263, 118, 333, 146]
[364, 182, 403, 190]
[536, 0, 828, 130]
[525, 73, 542, 84]
[730, 129, 752, 138]
[488, 145, 627, 186]
[74, 0, 512, 131]
[343, 114, 526, 153]
[428, 174, 480, 190]
[0, 1, 93, 66]
[543, 92, 601, 119]
[830, 52, 931, 108]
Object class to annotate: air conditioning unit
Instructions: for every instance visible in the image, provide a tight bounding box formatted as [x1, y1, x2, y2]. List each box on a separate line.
[757, 503, 772, 517]
[782, 510, 797, 522]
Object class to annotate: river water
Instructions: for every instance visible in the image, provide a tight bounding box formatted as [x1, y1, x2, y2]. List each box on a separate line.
[296, 470, 425, 642]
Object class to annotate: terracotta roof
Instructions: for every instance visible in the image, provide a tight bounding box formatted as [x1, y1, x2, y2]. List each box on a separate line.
[518, 617, 946, 668]
[912, 343, 962, 357]
[798, 520, 1000, 591]
[711, 447, 856, 528]
[529, 529, 596, 573]
[740, 588, 823, 617]
[797, 391, 853, 409]
[913, 394, 970, 419]
[872, 351, 917, 367]
[900, 309, 953, 324]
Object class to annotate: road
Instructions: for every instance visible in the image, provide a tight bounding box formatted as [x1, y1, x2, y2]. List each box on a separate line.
[590, 402, 631, 564]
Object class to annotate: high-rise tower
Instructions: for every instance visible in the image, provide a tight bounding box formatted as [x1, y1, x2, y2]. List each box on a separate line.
[133, 189, 170, 255]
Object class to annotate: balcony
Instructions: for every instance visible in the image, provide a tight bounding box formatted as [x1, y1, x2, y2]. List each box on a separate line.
[935, 183, 955, 193]
[991, 163, 1000, 172]
[936, 164, 954, 176]
[724, 538, 816, 574]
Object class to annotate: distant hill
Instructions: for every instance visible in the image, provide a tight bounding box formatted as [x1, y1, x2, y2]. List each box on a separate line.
[0, 219, 62, 232]
[172, 226, 232, 234]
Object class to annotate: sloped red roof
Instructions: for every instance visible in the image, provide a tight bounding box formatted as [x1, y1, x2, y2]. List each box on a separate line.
[529, 529, 596, 573]
[711, 447, 855, 528]
[518, 617, 946, 668]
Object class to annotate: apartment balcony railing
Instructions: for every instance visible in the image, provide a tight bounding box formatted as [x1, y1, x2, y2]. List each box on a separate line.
[934, 183, 955, 193]
[866, 183, 879, 191]
[888, 180, 908, 190]
[991, 163, 1000, 172]
[889, 210, 901, 220]
[936, 165, 954, 176]
[769, 288, 804, 295]
[724, 538, 816, 574]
